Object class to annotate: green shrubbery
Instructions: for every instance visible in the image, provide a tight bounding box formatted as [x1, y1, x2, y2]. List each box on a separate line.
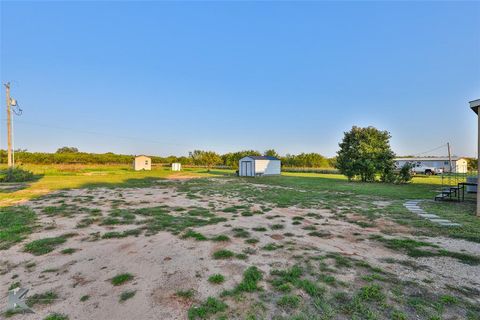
[0, 167, 35, 182]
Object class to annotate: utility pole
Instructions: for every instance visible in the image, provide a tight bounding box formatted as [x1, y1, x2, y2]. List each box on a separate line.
[447, 142, 452, 173]
[4, 83, 13, 168]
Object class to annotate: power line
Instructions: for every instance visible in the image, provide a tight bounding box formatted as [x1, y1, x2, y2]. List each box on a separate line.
[0, 118, 198, 148]
[412, 143, 448, 157]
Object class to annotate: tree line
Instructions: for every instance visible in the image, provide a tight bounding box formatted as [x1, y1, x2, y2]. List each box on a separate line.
[0, 148, 336, 168]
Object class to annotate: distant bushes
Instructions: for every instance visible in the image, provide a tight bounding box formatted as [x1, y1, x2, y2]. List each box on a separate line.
[0, 167, 35, 182]
[1, 149, 337, 171]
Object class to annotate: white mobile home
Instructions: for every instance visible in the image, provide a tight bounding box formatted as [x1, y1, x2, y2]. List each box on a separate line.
[394, 157, 468, 173]
[133, 155, 151, 171]
[239, 156, 281, 177]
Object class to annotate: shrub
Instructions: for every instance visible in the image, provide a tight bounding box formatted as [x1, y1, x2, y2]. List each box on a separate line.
[396, 163, 413, 184]
[0, 167, 35, 182]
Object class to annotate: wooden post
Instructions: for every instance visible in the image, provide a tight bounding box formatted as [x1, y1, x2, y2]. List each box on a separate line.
[4, 83, 13, 168]
[477, 110, 480, 216]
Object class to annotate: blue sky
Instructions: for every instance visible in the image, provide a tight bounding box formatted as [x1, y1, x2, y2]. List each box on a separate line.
[1, 1, 479, 158]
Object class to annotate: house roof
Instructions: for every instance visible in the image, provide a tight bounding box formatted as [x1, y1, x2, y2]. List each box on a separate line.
[243, 156, 280, 161]
[394, 157, 466, 162]
[470, 99, 480, 114]
[135, 155, 151, 159]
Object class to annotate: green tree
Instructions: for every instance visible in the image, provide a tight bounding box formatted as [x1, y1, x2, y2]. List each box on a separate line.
[222, 150, 261, 169]
[335, 126, 395, 182]
[189, 150, 222, 171]
[264, 149, 279, 159]
[56, 147, 79, 153]
[466, 157, 478, 172]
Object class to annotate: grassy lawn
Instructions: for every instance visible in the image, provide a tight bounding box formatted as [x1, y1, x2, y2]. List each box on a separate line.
[0, 164, 217, 205]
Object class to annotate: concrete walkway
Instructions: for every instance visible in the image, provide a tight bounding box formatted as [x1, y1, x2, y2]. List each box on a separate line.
[403, 200, 461, 227]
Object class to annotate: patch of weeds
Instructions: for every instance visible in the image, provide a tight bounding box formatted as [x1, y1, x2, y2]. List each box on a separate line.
[136, 206, 227, 235]
[373, 236, 480, 265]
[277, 295, 301, 309]
[439, 294, 458, 305]
[245, 238, 259, 244]
[60, 248, 76, 255]
[230, 266, 263, 294]
[119, 290, 136, 302]
[297, 278, 325, 297]
[26, 291, 58, 307]
[302, 225, 317, 231]
[80, 295, 90, 302]
[211, 234, 230, 242]
[292, 221, 302, 225]
[182, 229, 208, 241]
[24, 236, 67, 255]
[8, 281, 21, 290]
[0, 206, 36, 250]
[308, 231, 330, 238]
[270, 224, 284, 230]
[292, 216, 304, 221]
[236, 253, 248, 260]
[176, 289, 195, 299]
[326, 252, 352, 268]
[391, 310, 408, 320]
[111, 273, 133, 286]
[262, 243, 281, 251]
[357, 284, 385, 302]
[76, 217, 96, 228]
[232, 228, 250, 238]
[252, 227, 267, 232]
[361, 273, 386, 282]
[208, 274, 225, 284]
[101, 229, 142, 239]
[319, 274, 336, 285]
[241, 211, 254, 217]
[213, 249, 235, 259]
[187, 297, 227, 320]
[284, 232, 295, 237]
[43, 314, 69, 320]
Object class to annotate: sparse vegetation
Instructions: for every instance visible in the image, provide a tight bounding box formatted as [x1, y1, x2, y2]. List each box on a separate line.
[213, 249, 235, 259]
[119, 290, 136, 302]
[111, 273, 134, 286]
[187, 297, 227, 320]
[208, 274, 225, 284]
[0, 206, 36, 250]
[24, 236, 68, 255]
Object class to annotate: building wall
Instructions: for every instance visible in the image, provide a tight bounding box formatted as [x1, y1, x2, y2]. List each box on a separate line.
[395, 159, 468, 173]
[254, 159, 281, 175]
[238, 158, 281, 176]
[455, 159, 468, 173]
[133, 156, 151, 171]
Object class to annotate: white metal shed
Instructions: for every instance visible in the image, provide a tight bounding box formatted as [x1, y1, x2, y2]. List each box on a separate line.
[133, 155, 151, 171]
[239, 156, 281, 177]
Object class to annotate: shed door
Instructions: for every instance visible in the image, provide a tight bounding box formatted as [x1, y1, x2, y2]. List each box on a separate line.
[242, 161, 253, 176]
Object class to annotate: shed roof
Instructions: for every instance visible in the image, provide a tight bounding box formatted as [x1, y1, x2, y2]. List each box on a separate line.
[242, 156, 280, 161]
[135, 155, 151, 159]
[470, 99, 480, 114]
[394, 157, 466, 162]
